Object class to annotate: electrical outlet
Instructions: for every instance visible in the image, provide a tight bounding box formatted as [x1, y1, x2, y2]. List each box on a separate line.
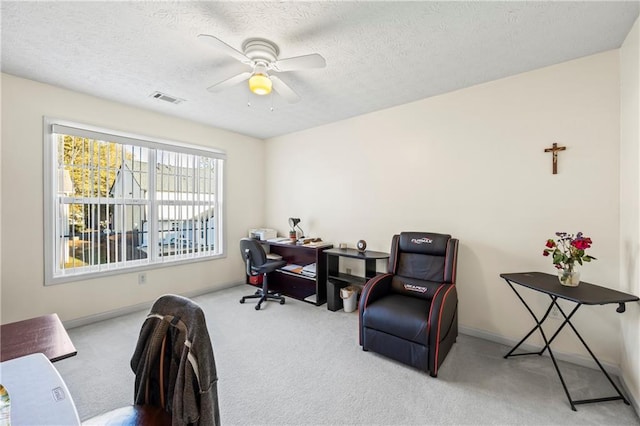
[549, 304, 561, 320]
[346, 268, 352, 275]
[138, 272, 147, 285]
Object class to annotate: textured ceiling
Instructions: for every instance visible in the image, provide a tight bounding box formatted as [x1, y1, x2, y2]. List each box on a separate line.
[1, 1, 638, 140]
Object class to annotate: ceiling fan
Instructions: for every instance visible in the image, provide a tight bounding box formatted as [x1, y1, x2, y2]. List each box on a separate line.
[198, 34, 326, 103]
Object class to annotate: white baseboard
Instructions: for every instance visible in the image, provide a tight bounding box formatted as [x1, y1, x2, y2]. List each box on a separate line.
[459, 324, 621, 376]
[619, 374, 640, 416]
[62, 281, 239, 329]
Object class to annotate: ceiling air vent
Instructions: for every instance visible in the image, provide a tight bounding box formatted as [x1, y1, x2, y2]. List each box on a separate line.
[150, 91, 184, 105]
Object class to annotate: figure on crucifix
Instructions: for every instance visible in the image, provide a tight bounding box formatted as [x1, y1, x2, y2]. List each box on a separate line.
[544, 142, 566, 174]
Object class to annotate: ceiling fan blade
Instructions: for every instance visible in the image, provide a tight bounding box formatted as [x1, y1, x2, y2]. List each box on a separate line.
[207, 71, 252, 93]
[273, 53, 326, 72]
[270, 75, 300, 103]
[197, 34, 252, 65]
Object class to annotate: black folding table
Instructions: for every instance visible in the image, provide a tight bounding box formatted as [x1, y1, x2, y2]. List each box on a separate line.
[500, 272, 639, 411]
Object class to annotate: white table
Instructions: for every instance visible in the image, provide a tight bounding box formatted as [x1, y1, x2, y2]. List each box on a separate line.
[0, 353, 80, 425]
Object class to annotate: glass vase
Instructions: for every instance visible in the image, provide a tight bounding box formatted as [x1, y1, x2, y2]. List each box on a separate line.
[558, 263, 580, 287]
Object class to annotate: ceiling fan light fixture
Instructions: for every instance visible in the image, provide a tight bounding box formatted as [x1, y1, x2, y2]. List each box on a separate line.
[249, 73, 272, 95]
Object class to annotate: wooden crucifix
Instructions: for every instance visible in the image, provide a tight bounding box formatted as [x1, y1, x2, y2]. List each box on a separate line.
[544, 142, 566, 174]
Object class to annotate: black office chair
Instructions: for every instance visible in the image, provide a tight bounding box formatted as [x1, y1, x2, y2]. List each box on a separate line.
[240, 238, 287, 310]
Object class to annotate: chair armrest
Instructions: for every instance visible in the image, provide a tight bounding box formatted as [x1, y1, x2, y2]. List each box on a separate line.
[358, 273, 393, 345]
[360, 273, 393, 308]
[428, 284, 458, 374]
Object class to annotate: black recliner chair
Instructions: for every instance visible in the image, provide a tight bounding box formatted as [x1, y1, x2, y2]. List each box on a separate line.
[359, 231, 459, 377]
[239, 238, 287, 310]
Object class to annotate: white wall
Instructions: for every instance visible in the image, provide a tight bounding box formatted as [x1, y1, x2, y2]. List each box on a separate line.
[0, 73, 263, 323]
[265, 51, 624, 365]
[1, 42, 634, 395]
[619, 16, 640, 407]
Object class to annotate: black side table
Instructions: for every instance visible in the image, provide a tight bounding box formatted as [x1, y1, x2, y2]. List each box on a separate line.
[325, 248, 389, 311]
[500, 272, 639, 411]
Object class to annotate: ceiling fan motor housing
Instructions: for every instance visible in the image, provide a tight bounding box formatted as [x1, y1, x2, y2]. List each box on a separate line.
[242, 38, 279, 64]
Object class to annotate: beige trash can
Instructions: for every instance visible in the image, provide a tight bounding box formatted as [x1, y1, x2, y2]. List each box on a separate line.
[340, 286, 358, 313]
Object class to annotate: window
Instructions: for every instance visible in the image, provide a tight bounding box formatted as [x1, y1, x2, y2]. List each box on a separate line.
[44, 118, 225, 284]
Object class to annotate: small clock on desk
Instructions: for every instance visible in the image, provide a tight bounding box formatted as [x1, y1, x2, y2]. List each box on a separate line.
[356, 240, 367, 253]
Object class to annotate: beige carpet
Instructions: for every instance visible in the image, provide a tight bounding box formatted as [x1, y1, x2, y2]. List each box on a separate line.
[55, 285, 639, 425]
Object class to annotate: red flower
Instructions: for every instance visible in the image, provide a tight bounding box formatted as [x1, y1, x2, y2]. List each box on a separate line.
[571, 238, 592, 250]
[543, 232, 597, 268]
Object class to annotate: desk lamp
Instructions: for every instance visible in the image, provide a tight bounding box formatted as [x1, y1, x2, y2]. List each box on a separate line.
[288, 217, 304, 240]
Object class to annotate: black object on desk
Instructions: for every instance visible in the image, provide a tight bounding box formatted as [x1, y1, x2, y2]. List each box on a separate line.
[500, 272, 639, 411]
[325, 248, 390, 311]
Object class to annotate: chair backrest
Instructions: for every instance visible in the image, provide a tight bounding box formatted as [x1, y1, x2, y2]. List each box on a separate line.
[388, 232, 459, 299]
[131, 294, 219, 425]
[240, 238, 267, 274]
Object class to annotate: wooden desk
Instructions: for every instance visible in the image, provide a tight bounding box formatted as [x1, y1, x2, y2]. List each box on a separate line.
[1, 313, 77, 362]
[247, 241, 333, 305]
[500, 272, 639, 411]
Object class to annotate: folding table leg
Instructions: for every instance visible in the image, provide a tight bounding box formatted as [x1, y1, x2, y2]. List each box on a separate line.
[503, 278, 631, 410]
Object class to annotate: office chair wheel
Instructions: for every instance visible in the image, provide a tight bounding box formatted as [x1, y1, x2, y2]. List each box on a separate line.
[255, 304, 261, 310]
[239, 298, 245, 304]
[280, 299, 285, 305]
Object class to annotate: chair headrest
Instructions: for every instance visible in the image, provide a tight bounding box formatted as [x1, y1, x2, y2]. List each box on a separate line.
[398, 232, 451, 256]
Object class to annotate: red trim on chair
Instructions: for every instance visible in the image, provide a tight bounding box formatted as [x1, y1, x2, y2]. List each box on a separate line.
[433, 285, 455, 376]
[444, 238, 459, 284]
[361, 274, 391, 309]
[359, 273, 392, 345]
[449, 239, 459, 284]
[426, 284, 446, 337]
[444, 239, 451, 282]
[389, 235, 400, 275]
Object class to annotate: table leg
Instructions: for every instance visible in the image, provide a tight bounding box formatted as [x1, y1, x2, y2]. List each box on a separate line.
[503, 278, 631, 410]
[503, 281, 554, 357]
[537, 296, 579, 352]
[503, 280, 578, 410]
[561, 314, 630, 406]
[537, 296, 629, 406]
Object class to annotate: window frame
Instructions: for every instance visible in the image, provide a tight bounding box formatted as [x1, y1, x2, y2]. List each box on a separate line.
[43, 117, 226, 285]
